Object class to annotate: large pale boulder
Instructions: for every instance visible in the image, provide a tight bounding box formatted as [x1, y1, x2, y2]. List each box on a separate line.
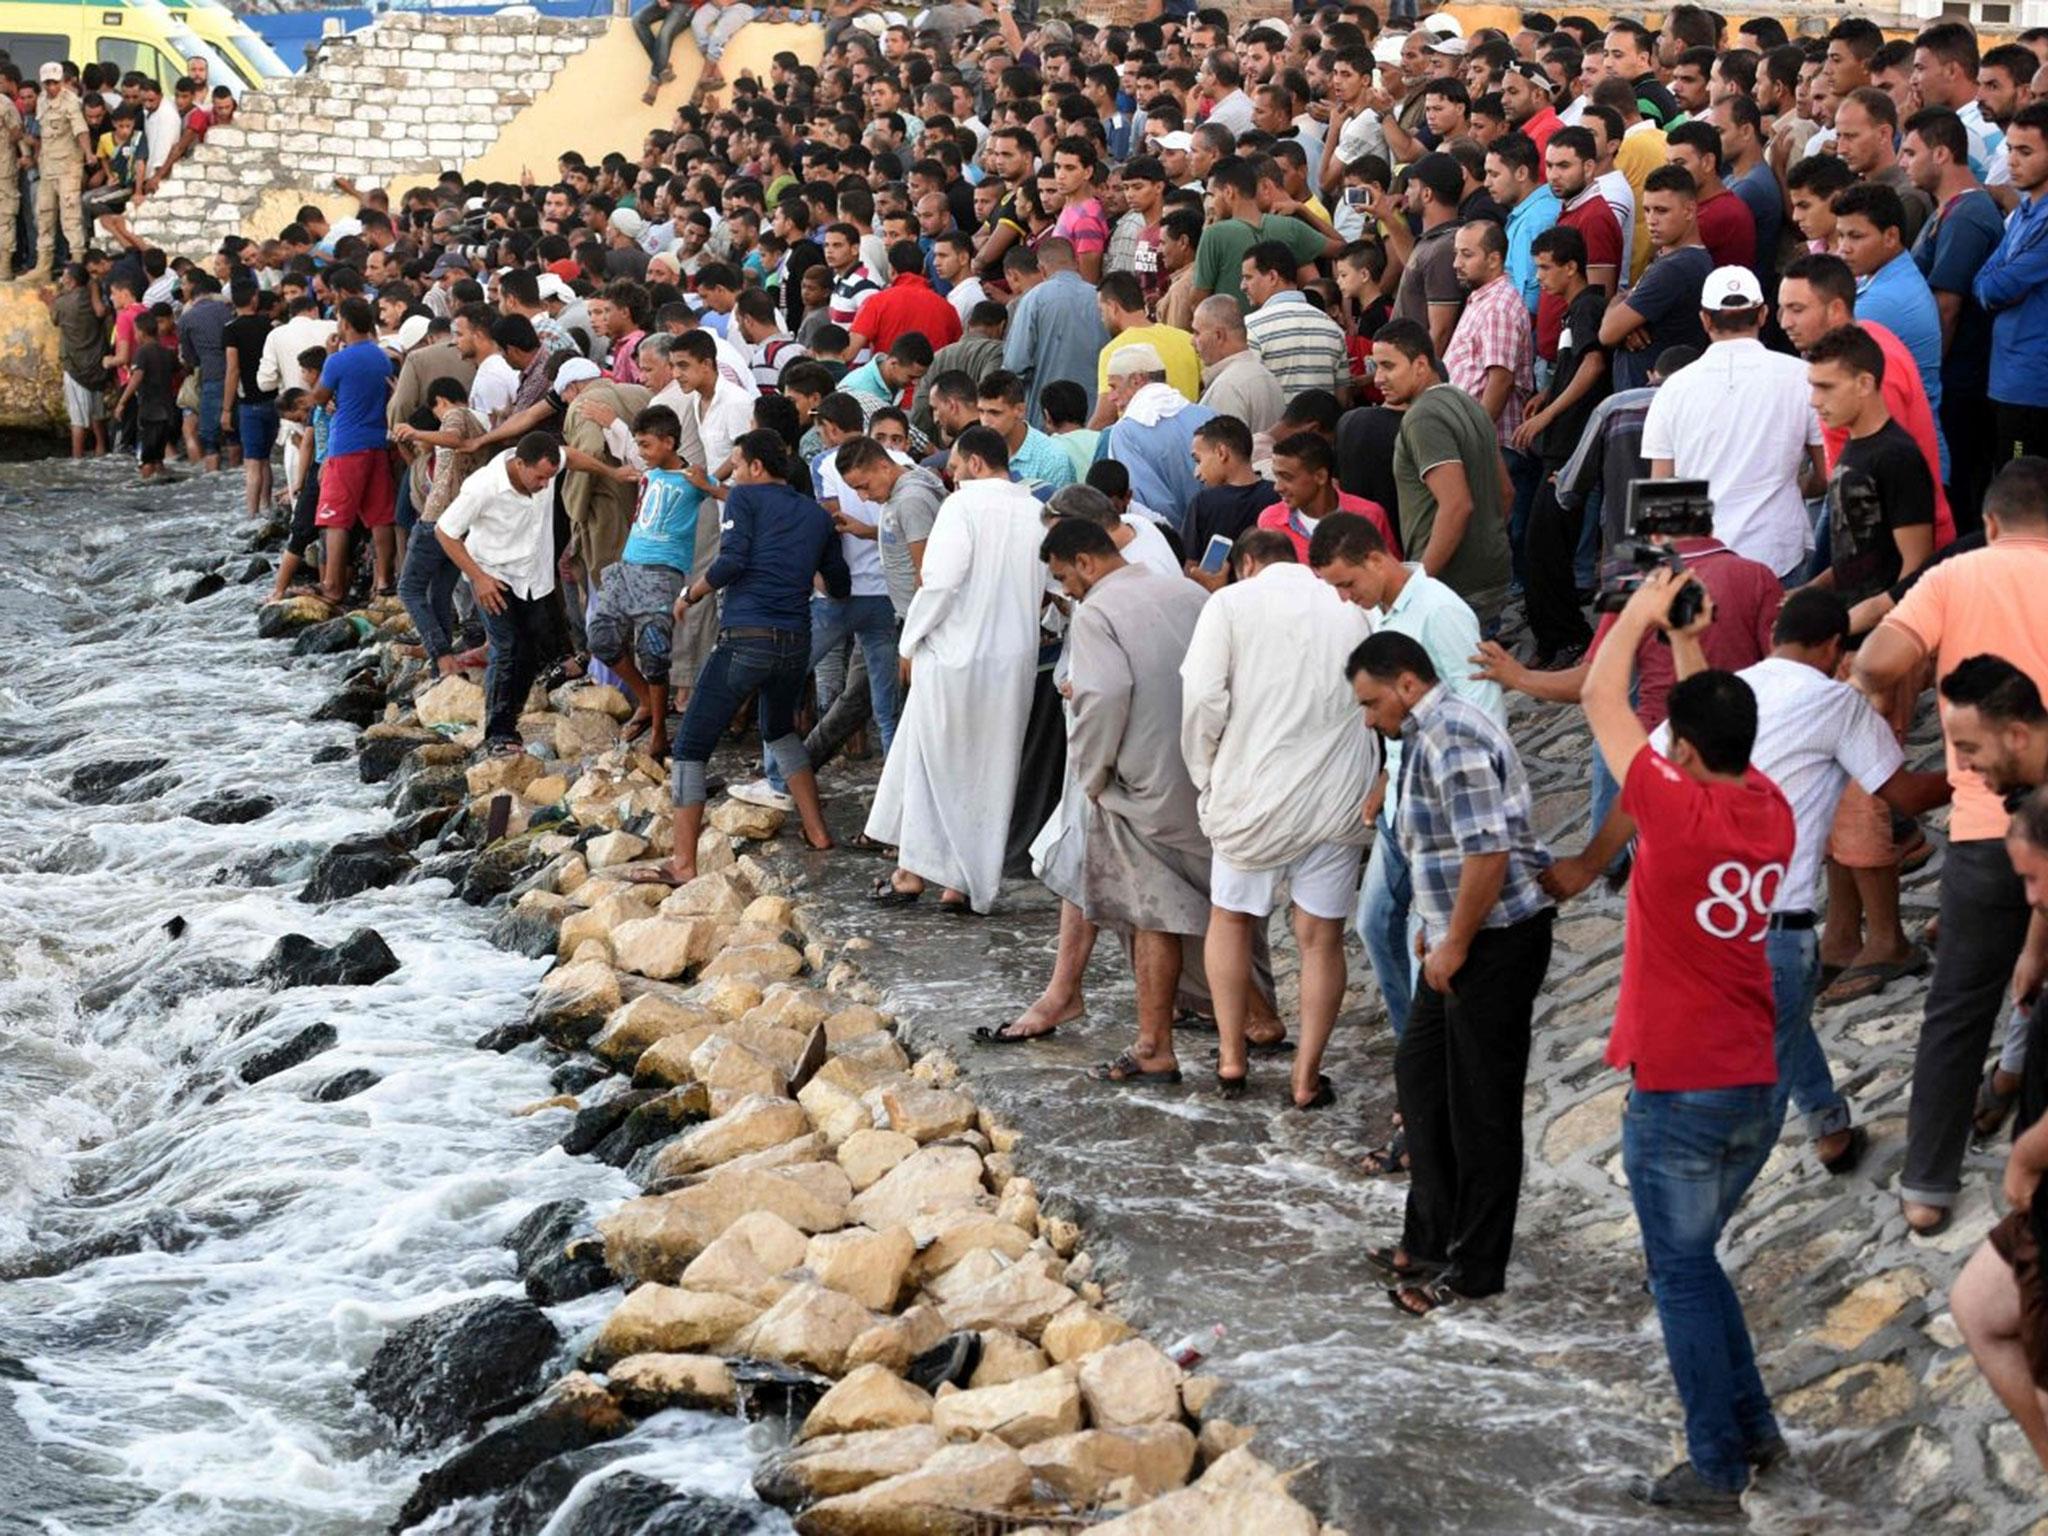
[599, 1166, 850, 1284]
[691, 1034, 791, 1109]
[936, 1262, 1077, 1342]
[466, 751, 543, 797]
[587, 1284, 760, 1367]
[931, 1367, 1083, 1447]
[701, 942, 805, 984]
[1041, 1303, 1137, 1365]
[969, 1331, 1051, 1389]
[416, 674, 485, 727]
[793, 1437, 1032, 1536]
[678, 1209, 811, 1306]
[732, 1282, 876, 1375]
[742, 983, 824, 1035]
[1022, 1424, 1198, 1504]
[1090, 1448, 1318, 1536]
[838, 1128, 918, 1192]
[910, 1212, 1035, 1282]
[697, 973, 765, 1017]
[605, 1352, 736, 1414]
[633, 1022, 732, 1087]
[708, 799, 787, 840]
[805, 1225, 915, 1312]
[848, 1144, 987, 1229]
[529, 960, 622, 1041]
[845, 1304, 951, 1375]
[881, 1083, 979, 1143]
[584, 829, 649, 870]
[1077, 1339, 1184, 1429]
[609, 916, 722, 981]
[823, 1004, 891, 1044]
[754, 1425, 947, 1507]
[590, 994, 722, 1066]
[661, 872, 751, 918]
[649, 1095, 810, 1180]
[799, 1075, 876, 1148]
[799, 1363, 935, 1442]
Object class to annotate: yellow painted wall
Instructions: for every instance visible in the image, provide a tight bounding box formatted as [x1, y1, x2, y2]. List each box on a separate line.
[1447, 2, 1975, 41]
[460, 19, 826, 185]
[0, 283, 64, 432]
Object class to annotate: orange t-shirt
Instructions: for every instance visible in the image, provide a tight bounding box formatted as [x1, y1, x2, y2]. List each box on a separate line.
[1886, 536, 2048, 841]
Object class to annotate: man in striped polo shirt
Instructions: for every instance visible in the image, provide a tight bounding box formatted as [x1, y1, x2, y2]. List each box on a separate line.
[1241, 241, 1346, 397]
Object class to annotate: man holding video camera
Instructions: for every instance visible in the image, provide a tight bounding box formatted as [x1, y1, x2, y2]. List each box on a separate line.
[1582, 563, 1795, 1513]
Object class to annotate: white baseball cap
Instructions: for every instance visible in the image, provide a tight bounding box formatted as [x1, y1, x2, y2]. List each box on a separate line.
[1701, 266, 1765, 309]
[1154, 130, 1194, 152]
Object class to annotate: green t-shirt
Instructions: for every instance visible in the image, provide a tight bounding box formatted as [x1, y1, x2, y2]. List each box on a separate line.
[1193, 213, 1326, 306]
[1392, 384, 1511, 620]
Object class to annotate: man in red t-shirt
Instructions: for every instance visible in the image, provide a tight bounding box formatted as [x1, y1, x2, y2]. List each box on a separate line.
[1667, 120, 1757, 276]
[1579, 567, 1795, 1515]
[1540, 129, 1622, 358]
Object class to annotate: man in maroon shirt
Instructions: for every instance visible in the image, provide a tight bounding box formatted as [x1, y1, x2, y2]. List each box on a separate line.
[1666, 120, 1758, 275]
[1581, 568, 1795, 1514]
[1539, 128, 1621, 358]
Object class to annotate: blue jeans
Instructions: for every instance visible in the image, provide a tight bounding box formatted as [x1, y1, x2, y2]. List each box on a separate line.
[766, 594, 899, 792]
[1623, 1084, 1780, 1491]
[1355, 812, 1417, 1036]
[631, 0, 689, 74]
[1505, 447, 1543, 592]
[197, 374, 225, 454]
[1767, 926, 1849, 1139]
[399, 521, 462, 663]
[671, 627, 811, 806]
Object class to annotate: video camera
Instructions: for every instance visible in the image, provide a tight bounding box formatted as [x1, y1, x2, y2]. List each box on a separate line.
[1592, 478, 1716, 630]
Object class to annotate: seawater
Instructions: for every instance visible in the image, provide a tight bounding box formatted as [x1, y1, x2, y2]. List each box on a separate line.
[0, 464, 788, 1534]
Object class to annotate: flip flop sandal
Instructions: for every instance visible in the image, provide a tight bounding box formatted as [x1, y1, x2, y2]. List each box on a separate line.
[845, 832, 897, 856]
[1389, 1279, 1469, 1319]
[973, 1024, 1057, 1046]
[1899, 834, 1935, 873]
[1214, 1071, 1248, 1100]
[1817, 1124, 1868, 1176]
[1904, 1202, 1953, 1238]
[1172, 1009, 1219, 1033]
[1090, 1051, 1181, 1085]
[621, 865, 686, 886]
[939, 897, 981, 918]
[1974, 1068, 2021, 1141]
[868, 876, 922, 907]
[1821, 947, 1930, 1006]
[1285, 1074, 1336, 1111]
[1360, 1127, 1409, 1177]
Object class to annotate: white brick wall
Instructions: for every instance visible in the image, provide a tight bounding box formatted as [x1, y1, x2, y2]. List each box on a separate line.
[128, 11, 603, 257]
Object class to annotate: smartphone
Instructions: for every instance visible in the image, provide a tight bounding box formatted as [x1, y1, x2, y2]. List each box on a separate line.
[1345, 186, 1370, 208]
[1199, 534, 1233, 574]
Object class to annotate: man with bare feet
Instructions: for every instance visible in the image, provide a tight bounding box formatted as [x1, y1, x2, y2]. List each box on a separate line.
[641, 430, 846, 886]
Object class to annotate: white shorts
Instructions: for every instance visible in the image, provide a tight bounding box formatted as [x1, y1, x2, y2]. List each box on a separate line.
[63, 372, 104, 427]
[1210, 839, 1365, 922]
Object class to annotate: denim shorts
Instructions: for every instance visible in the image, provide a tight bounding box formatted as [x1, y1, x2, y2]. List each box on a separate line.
[237, 400, 280, 460]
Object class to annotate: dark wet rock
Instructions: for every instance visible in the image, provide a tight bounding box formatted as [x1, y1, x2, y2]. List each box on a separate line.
[0, 1209, 203, 1282]
[489, 904, 562, 959]
[233, 555, 272, 583]
[391, 807, 459, 850]
[390, 764, 468, 816]
[484, 1445, 638, 1536]
[227, 1004, 277, 1039]
[604, 1088, 713, 1172]
[67, 757, 171, 804]
[240, 1023, 339, 1084]
[299, 832, 418, 905]
[476, 1020, 540, 1053]
[392, 1374, 627, 1532]
[0, 1355, 34, 1382]
[360, 1296, 561, 1452]
[242, 515, 288, 553]
[312, 679, 387, 727]
[77, 954, 252, 1014]
[731, 1358, 835, 1425]
[211, 844, 319, 888]
[309, 1067, 380, 1102]
[357, 728, 440, 785]
[553, 1473, 766, 1536]
[187, 790, 277, 825]
[163, 915, 187, 940]
[906, 1330, 984, 1395]
[292, 617, 364, 657]
[506, 1201, 615, 1307]
[311, 743, 353, 765]
[463, 834, 552, 906]
[559, 1090, 665, 1159]
[550, 1061, 610, 1096]
[257, 929, 400, 990]
[181, 571, 227, 603]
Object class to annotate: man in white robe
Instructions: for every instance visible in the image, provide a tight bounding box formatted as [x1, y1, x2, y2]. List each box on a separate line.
[1181, 528, 1380, 1106]
[865, 424, 1048, 913]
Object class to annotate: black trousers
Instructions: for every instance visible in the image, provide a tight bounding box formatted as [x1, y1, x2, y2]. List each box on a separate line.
[1902, 838, 2033, 1207]
[479, 589, 558, 747]
[1994, 400, 2048, 466]
[1397, 908, 1555, 1296]
[1942, 391, 1996, 539]
[1523, 478, 1592, 659]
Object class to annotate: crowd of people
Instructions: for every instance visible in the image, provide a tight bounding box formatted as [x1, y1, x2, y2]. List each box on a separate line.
[34, 0, 2048, 1514]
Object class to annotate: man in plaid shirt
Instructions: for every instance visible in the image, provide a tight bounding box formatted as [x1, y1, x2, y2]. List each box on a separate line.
[1347, 628, 1556, 1317]
[1443, 221, 1536, 450]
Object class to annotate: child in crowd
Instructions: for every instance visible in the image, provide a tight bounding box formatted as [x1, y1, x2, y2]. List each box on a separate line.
[584, 405, 701, 754]
[114, 307, 180, 481]
[267, 347, 333, 602]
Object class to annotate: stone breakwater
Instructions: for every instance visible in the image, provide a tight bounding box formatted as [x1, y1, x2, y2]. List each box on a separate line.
[246, 542, 1331, 1534]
